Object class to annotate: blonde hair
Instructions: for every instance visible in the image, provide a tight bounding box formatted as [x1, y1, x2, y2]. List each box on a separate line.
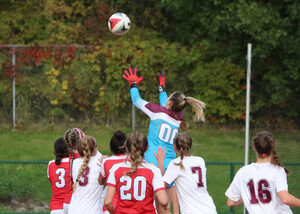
[253, 132, 289, 174]
[169, 92, 206, 122]
[73, 135, 96, 190]
[173, 132, 192, 170]
[125, 132, 148, 176]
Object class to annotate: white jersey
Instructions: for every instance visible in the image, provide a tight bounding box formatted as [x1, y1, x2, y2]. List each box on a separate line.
[225, 162, 292, 214]
[163, 156, 217, 214]
[69, 155, 104, 214]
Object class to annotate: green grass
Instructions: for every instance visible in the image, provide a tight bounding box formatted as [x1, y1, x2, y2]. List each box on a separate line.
[0, 128, 300, 214]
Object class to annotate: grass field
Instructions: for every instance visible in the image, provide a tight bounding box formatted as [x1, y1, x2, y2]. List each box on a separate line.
[0, 128, 299, 214]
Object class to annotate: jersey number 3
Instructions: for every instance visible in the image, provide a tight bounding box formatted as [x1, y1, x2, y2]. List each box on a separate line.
[120, 176, 147, 201]
[55, 168, 66, 188]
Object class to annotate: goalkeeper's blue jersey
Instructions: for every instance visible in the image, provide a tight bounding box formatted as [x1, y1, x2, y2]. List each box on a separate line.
[130, 88, 183, 168]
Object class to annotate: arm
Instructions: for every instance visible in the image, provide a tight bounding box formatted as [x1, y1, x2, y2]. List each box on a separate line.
[155, 189, 169, 212]
[227, 198, 244, 207]
[158, 70, 168, 107]
[171, 188, 180, 214]
[98, 173, 106, 185]
[104, 185, 116, 214]
[154, 146, 167, 175]
[123, 67, 154, 117]
[98, 157, 106, 185]
[278, 190, 300, 207]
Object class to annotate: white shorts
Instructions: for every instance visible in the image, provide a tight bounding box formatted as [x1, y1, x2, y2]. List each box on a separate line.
[50, 209, 64, 214]
[63, 203, 69, 214]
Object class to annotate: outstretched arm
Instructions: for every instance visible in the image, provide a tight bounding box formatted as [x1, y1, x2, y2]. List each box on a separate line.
[123, 67, 161, 119]
[278, 190, 300, 207]
[158, 70, 168, 107]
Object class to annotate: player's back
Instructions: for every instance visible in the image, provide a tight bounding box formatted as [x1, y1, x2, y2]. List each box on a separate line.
[130, 87, 181, 164]
[100, 154, 127, 213]
[101, 154, 128, 179]
[229, 163, 292, 214]
[166, 156, 217, 214]
[68, 156, 103, 214]
[107, 161, 165, 214]
[47, 157, 72, 211]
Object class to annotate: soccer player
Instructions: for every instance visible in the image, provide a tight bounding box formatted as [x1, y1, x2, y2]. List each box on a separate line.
[225, 132, 300, 213]
[104, 131, 169, 214]
[98, 130, 127, 214]
[68, 135, 104, 214]
[155, 132, 217, 214]
[62, 127, 85, 213]
[123, 67, 206, 213]
[47, 137, 72, 214]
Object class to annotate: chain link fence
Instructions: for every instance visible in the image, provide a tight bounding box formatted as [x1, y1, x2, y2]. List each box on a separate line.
[0, 45, 136, 130]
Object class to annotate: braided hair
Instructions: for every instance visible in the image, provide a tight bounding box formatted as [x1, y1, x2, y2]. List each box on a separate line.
[253, 132, 290, 174]
[173, 132, 192, 170]
[73, 135, 96, 190]
[64, 128, 84, 186]
[125, 132, 148, 176]
[54, 137, 69, 165]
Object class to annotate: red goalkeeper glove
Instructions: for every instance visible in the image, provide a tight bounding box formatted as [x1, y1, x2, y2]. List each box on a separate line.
[158, 70, 166, 92]
[123, 67, 144, 88]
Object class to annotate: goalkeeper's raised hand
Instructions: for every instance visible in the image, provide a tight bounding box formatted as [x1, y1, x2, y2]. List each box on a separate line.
[123, 67, 144, 88]
[158, 69, 166, 92]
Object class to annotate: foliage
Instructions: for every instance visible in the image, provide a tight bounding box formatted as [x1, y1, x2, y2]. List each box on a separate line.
[0, 0, 299, 128]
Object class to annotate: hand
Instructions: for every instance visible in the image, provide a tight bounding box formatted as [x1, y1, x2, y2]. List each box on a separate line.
[154, 146, 167, 163]
[123, 67, 144, 86]
[97, 155, 107, 167]
[158, 70, 166, 92]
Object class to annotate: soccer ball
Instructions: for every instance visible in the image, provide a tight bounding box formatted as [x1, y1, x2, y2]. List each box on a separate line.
[108, 12, 131, 36]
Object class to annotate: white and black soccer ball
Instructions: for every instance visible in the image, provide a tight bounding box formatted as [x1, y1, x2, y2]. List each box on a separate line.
[108, 12, 131, 36]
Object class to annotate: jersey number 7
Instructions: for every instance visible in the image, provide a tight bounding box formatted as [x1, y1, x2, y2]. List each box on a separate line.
[191, 166, 204, 187]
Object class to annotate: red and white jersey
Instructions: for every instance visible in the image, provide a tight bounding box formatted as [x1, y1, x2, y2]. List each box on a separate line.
[47, 158, 72, 211]
[225, 162, 292, 214]
[100, 154, 127, 181]
[68, 156, 104, 214]
[107, 161, 165, 214]
[99, 154, 127, 212]
[163, 156, 217, 214]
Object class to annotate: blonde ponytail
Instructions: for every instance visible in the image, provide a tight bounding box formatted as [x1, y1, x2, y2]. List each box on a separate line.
[125, 132, 148, 176]
[185, 97, 206, 122]
[169, 92, 206, 122]
[73, 136, 94, 190]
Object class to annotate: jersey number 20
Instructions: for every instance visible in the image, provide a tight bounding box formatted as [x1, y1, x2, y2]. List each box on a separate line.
[120, 176, 147, 201]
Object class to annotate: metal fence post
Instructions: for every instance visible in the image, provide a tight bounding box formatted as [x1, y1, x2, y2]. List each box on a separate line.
[12, 48, 16, 130]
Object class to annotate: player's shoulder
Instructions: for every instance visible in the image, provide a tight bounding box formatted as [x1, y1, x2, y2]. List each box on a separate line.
[73, 157, 84, 166]
[48, 159, 55, 166]
[110, 161, 128, 171]
[189, 155, 205, 162]
[142, 162, 160, 172]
